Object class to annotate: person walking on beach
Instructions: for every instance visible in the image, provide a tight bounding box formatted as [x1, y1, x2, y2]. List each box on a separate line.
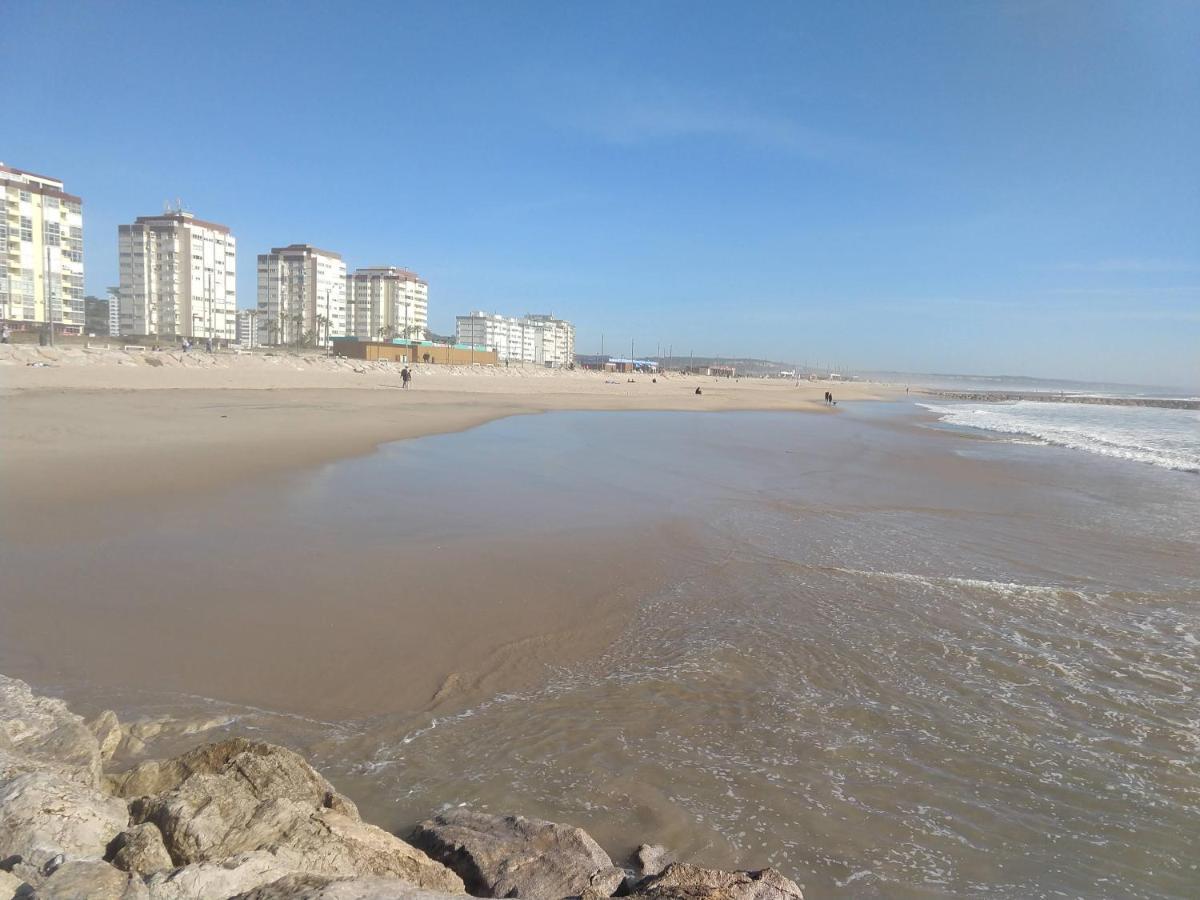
[401, 367, 411, 388]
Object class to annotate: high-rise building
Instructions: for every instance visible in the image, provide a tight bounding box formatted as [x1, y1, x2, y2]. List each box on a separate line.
[118, 209, 236, 341]
[0, 163, 85, 334]
[236, 308, 260, 348]
[106, 286, 120, 337]
[456, 311, 575, 367]
[347, 267, 428, 342]
[257, 244, 347, 347]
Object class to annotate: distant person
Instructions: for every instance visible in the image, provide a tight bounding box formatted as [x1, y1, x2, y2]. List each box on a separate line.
[1, 325, 10, 344]
[401, 366, 411, 388]
[205, 337, 213, 353]
[182, 339, 190, 353]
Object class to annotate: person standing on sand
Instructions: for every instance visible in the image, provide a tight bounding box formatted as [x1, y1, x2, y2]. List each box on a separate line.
[1, 325, 10, 343]
[401, 367, 411, 388]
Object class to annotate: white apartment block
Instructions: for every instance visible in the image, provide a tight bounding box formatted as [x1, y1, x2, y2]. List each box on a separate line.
[347, 267, 428, 341]
[456, 311, 575, 367]
[106, 286, 121, 337]
[236, 308, 260, 348]
[257, 244, 347, 347]
[118, 210, 236, 341]
[0, 164, 85, 333]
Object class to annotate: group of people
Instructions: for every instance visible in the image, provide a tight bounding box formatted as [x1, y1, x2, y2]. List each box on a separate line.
[400, 366, 412, 388]
[823, 390, 836, 405]
[180, 338, 214, 353]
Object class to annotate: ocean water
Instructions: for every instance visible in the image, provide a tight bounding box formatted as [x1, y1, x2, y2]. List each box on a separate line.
[5, 406, 1199, 898]
[918, 400, 1200, 473]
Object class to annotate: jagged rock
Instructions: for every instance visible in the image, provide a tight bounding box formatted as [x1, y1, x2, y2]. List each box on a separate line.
[232, 872, 475, 899]
[410, 810, 626, 900]
[142, 851, 297, 900]
[634, 845, 676, 878]
[0, 676, 102, 788]
[107, 823, 173, 875]
[87, 712, 122, 764]
[0, 772, 129, 873]
[107, 738, 356, 818]
[114, 739, 460, 890]
[627, 864, 804, 900]
[25, 859, 149, 899]
[0, 869, 25, 900]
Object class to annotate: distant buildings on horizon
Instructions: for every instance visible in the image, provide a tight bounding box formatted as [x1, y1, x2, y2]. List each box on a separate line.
[0, 161, 576, 366]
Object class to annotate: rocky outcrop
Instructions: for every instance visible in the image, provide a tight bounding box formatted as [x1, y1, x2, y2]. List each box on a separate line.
[87, 712, 123, 765]
[634, 845, 677, 878]
[107, 823, 173, 875]
[231, 873, 475, 899]
[1, 676, 806, 900]
[141, 851, 301, 900]
[410, 810, 626, 900]
[0, 676, 104, 787]
[627, 864, 804, 900]
[0, 772, 129, 873]
[115, 739, 461, 891]
[25, 859, 149, 899]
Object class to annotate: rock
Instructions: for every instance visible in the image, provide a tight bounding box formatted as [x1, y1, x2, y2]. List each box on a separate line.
[409, 810, 626, 900]
[0, 676, 103, 788]
[143, 851, 297, 900]
[115, 739, 460, 890]
[231, 872, 475, 899]
[26, 859, 149, 899]
[107, 823, 173, 875]
[634, 845, 676, 878]
[0, 772, 129, 874]
[627, 864, 803, 900]
[87, 712, 122, 764]
[0, 869, 25, 900]
[107, 738, 356, 818]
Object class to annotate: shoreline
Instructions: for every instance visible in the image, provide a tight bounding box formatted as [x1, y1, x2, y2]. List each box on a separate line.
[1, 356, 899, 516]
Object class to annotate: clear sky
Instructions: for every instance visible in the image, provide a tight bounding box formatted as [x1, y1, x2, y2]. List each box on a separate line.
[4, 1, 1197, 387]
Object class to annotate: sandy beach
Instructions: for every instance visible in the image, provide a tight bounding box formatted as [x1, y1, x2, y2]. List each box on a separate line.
[0, 343, 895, 513]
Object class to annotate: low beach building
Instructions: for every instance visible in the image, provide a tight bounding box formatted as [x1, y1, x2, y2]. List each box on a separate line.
[347, 266, 428, 342]
[257, 244, 347, 347]
[331, 337, 496, 365]
[0, 163, 86, 335]
[455, 311, 575, 367]
[118, 208, 237, 341]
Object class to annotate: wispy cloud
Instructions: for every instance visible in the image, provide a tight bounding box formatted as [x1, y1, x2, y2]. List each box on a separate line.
[564, 82, 877, 163]
[1055, 258, 1200, 274]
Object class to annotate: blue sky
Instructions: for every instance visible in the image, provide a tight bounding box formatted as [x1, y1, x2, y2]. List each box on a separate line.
[4, 1, 1197, 386]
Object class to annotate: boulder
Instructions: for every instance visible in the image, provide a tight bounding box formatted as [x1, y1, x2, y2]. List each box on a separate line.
[0, 869, 25, 900]
[114, 739, 460, 890]
[627, 864, 803, 900]
[0, 772, 129, 873]
[634, 845, 676, 878]
[87, 712, 123, 764]
[25, 859, 149, 899]
[409, 810, 626, 900]
[143, 851, 297, 900]
[232, 872, 475, 899]
[0, 676, 102, 787]
[107, 823, 173, 875]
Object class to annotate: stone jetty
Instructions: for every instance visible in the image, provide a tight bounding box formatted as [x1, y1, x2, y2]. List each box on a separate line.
[0, 675, 804, 900]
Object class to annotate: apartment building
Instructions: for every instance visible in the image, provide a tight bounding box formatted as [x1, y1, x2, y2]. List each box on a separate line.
[106, 286, 120, 337]
[455, 311, 575, 367]
[236, 308, 260, 348]
[347, 267, 428, 341]
[0, 164, 85, 334]
[118, 209, 236, 341]
[257, 244, 347, 347]
[84, 294, 110, 335]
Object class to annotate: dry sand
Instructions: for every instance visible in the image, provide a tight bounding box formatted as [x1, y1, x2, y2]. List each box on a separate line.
[1, 343, 898, 511]
[0, 343, 900, 720]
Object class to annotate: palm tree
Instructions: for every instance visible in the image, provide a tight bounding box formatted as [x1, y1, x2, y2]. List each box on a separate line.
[314, 314, 330, 348]
[377, 324, 395, 342]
